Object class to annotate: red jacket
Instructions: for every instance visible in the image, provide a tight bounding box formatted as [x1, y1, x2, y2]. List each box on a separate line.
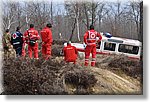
[63, 44, 78, 62]
[23, 28, 40, 43]
[84, 30, 102, 45]
[40, 27, 53, 45]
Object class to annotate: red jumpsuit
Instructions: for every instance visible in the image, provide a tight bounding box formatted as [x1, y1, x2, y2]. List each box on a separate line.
[63, 44, 78, 64]
[84, 30, 102, 66]
[40, 27, 53, 60]
[23, 28, 40, 59]
[21, 41, 27, 57]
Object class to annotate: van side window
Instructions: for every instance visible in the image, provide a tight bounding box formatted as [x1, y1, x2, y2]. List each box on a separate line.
[96, 41, 101, 49]
[104, 42, 116, 51]
[118, 44, 139, 54]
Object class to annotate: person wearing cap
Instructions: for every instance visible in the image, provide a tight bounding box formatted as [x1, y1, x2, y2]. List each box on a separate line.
[23, 24, 40, 59]
[84, 25, 102, 66]
[11, 26, 23, 57]
[40, 23, 53, 60]
[63, 41, 78, 64]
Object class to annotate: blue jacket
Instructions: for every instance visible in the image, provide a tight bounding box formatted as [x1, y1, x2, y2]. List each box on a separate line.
[11, 31, 23, 48]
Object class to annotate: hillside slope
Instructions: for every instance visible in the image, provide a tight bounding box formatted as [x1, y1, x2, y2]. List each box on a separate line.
[2, 55, 142, 95]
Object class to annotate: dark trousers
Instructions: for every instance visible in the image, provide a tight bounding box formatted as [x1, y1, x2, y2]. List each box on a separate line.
[14, 46, 22, 56]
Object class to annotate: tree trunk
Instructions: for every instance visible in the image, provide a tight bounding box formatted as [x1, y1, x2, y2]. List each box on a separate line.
[76, 17, 80, 41]
[98, 15, 102, 32]
[139, 1, 143, 84]
[84, 4, 89, 29]
[69, 18, 76, 41]
[139, 1, 143, 42]
[50, 1, 53, 24]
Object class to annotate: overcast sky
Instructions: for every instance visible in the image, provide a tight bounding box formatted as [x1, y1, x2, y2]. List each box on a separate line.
[1, 0, 141, 3]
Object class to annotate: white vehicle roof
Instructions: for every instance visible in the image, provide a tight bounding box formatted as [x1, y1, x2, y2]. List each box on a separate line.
[64, 42, 85, 49]
[101, 35, 142, 46]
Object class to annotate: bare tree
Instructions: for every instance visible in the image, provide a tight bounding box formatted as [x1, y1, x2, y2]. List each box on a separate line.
[50, 1, 53, 24]
[2, 0, 142, 41]
[128, 0, 141, 38]
[139, 1, 143, 42]
[106, 1, 126, 36]
[2, 2, 18, 30]
[82, 1, 99, 29]
[97, 2, 108, 32]
[64, 1, 83, 41]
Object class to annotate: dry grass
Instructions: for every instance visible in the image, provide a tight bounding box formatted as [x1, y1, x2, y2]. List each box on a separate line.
[2, 57, 97, 95]
[1, 40, 143, 95]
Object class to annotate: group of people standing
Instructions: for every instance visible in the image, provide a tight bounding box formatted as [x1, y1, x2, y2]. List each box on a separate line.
[2, 23, 53, 60]
[3, 23, 102, 67]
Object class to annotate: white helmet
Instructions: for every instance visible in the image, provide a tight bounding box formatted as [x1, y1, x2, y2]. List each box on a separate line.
[96, 37, 99, 41]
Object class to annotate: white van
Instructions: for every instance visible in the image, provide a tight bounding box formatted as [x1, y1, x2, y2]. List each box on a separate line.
[64, 34, 142, 60]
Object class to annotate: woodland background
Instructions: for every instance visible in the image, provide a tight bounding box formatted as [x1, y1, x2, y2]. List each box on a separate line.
[2, 0, 143, 42]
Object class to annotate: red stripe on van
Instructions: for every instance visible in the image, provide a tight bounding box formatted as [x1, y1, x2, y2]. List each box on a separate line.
[128, 56, 140, 60]
[77, 48, 85, 52]
[77, 48, 110, 55]
[96, 52, 110, 55]
[76, 48, 140, 60]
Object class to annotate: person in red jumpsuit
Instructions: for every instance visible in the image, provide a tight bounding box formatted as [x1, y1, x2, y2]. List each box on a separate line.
[21, 41, 27, 57]
[84, 25, 102, 66]
[23, 24, 40, 59]
[40, 23, 53, 60]
[63, 41, 78, 64]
